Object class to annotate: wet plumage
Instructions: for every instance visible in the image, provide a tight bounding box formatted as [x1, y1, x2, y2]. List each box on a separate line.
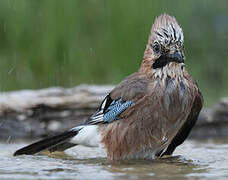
[14, 13, 203, 161]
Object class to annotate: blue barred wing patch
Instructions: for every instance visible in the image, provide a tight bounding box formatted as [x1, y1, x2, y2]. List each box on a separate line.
[104, 99, 134, 123]
[87, 96, 134, 124]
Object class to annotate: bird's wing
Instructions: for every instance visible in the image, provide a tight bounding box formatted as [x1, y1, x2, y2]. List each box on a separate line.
[84, 94, 134, 125]
[84, 72, 149, 125]
[161, 81, 204, 156]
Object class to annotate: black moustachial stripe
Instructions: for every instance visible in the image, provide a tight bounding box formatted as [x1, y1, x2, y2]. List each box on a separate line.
[152, 55, 169, 69]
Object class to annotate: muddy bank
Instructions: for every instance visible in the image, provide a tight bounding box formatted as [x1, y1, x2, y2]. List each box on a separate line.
[0, 85, 227, 141]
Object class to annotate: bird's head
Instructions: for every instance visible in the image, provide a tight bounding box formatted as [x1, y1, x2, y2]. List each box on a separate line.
[140, 14, 185, 77]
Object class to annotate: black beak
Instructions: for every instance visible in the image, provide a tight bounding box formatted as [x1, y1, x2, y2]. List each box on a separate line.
[167, 50, 184, 63]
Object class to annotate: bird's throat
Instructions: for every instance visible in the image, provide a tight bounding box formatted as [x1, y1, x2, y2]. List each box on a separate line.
[152, 62, 185, 79]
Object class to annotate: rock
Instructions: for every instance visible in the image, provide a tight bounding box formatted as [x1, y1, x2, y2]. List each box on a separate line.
[0, 85, 114, 141]
[190, 99, 228, 138]
[0, 84, 228, 141]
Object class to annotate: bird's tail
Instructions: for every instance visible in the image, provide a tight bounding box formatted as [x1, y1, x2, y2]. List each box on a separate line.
[13, 128, 81, 156]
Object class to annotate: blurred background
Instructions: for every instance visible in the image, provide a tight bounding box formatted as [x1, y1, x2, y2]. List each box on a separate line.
[0, 0, 227, 106]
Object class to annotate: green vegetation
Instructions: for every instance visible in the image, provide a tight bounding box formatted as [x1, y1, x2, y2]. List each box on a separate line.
[0, 0, 227, 106]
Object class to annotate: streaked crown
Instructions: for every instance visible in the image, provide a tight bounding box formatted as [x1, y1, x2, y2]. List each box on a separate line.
[150, 13, 184, 46]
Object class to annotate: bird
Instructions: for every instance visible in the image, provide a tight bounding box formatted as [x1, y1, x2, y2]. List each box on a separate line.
[14, 13, 203, 161]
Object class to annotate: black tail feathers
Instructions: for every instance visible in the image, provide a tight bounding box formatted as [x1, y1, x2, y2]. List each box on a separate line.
[14, 130, 79, 156]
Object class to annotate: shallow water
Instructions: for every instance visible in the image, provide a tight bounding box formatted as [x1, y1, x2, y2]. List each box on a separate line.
[1, 139, 228, 180]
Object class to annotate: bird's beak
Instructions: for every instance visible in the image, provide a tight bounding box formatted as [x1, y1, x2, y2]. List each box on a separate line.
[166, 50, 184, 64]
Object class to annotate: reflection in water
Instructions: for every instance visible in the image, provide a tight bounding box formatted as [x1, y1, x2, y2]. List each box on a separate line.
[0, 139, 228, 180]
[104, 156, 205, 180]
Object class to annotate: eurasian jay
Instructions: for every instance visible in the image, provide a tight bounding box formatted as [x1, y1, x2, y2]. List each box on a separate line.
[14, 13, 203, 160]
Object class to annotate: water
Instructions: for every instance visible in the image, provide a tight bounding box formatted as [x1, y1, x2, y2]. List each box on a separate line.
[1, 139, 228, 180]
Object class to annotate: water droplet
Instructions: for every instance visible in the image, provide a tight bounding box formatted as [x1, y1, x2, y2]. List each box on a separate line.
[8, 66, 15, 75]
[6, 136, 11, 143]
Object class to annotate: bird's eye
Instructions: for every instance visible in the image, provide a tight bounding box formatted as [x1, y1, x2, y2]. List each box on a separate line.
[152, 43, 160, 54]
